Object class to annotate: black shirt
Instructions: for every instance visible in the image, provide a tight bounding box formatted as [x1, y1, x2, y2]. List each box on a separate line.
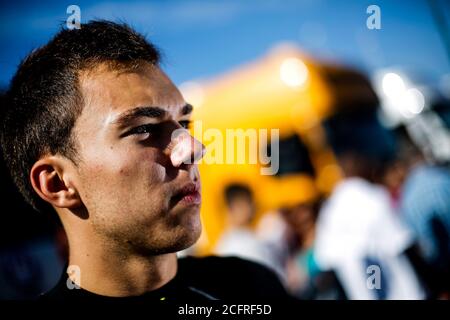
[40, 256, 290, 301]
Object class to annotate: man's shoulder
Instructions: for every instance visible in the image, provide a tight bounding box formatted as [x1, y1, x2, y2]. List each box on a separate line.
[177, 255, 289, 299]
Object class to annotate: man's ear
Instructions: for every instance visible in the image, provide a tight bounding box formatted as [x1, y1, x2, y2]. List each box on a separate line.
[30, 156, 82, 209]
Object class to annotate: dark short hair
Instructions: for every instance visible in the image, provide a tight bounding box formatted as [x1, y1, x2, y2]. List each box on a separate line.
[0, 20, 161, 212]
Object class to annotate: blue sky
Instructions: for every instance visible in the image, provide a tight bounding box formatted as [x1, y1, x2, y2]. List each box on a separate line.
[0, 0, 449, 88]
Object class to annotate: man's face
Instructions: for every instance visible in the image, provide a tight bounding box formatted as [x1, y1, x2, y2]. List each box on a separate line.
[72, 62, 203, 254]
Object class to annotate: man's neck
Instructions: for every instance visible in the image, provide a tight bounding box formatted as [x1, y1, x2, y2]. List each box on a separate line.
[66, 235, 178, 297]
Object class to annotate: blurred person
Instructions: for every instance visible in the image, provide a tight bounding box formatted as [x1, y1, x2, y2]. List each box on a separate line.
[215, 184, 281, 275]
[395, 126, 450, 298]
[281, 202, 319, 292]
[256, 209, 292, 284]
[0, 21, 289, 301]
[280, 200, 347, 300]
[380, 155, 408, 208]
[314, 109, 425, 299]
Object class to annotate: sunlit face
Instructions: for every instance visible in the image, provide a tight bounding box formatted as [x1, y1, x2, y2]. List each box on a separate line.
[72, 62, 203, 255]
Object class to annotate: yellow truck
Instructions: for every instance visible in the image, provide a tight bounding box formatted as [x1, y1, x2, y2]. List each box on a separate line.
[184, 44, 379, 254]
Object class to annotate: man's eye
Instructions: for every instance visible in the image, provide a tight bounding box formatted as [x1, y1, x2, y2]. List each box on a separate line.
[126, 124, 156, 137]
[179, 120, 191, 129]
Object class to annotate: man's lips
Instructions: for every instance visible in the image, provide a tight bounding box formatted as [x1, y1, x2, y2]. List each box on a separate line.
[171, 182, 201, 206]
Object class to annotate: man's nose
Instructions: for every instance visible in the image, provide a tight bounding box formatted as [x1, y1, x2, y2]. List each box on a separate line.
[170, 129, 205, 167]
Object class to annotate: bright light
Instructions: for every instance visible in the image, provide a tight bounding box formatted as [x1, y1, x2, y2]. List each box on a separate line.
[377, 71, 427, 122]
[279, 57, 308, 88]
[179, 81, 204, 108]
[393, 87, 426, 119]
[382, 72, 405, 98]
[404, 88, 425, 115]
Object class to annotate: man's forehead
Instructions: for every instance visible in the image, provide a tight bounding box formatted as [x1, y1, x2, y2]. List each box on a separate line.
[79, 63, 186, 118]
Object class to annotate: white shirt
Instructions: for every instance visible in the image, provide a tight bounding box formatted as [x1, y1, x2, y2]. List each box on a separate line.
[314, 178, 424, 300]
[215, 228, 281, 275]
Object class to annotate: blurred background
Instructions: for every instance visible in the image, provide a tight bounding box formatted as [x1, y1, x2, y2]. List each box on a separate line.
[0, 0, 449, 299]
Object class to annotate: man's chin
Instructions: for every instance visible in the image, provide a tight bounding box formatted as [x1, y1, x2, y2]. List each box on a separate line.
[169, 204, 201, 229]
[152, 220, 202, 255]
[178, 220, 202, 249]
[171, 237, 199, 254]
[149, 232, 201, 255]
[134, 207, 202, 255]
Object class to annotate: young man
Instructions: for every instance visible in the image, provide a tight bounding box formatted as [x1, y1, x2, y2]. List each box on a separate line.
[0, 21, 287, 301]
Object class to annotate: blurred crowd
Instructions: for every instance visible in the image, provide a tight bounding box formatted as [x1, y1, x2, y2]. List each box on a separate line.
[213, 108, 450, 300]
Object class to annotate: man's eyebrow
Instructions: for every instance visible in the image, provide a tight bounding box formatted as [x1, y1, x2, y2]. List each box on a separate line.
[111, 106, 167, 127]
[111, 104, 193, 127]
